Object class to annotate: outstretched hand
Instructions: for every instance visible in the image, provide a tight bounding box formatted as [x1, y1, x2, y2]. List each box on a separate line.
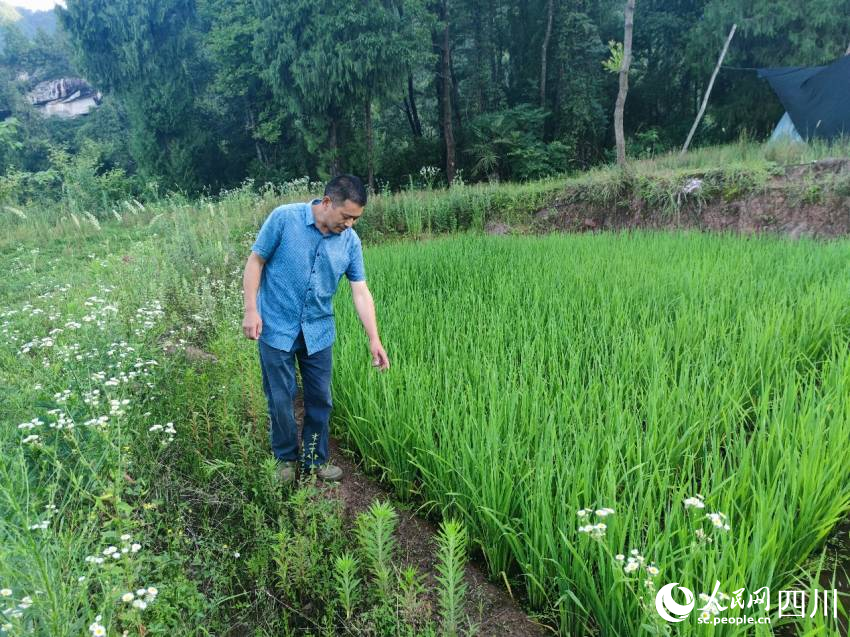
[370, 340, 390, 371]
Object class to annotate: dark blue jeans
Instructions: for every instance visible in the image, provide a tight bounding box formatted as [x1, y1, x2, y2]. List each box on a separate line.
[258, 332, 332, 468]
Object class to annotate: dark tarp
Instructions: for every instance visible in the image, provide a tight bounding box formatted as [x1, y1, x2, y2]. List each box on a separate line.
[758, 56, 850, 141]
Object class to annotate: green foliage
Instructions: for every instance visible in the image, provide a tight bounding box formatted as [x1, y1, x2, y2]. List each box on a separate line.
[467, 105, 571, 181]
[58, 0, 222, 192]
[334, 552, 361, 620]
[602, 40, 623, 73]
[355, 500, 399, 602]
[6, 0, 849, 195]
[435, 519, 469, 637]
[0, 116, 23, 170]
[334, 230, 850, 635]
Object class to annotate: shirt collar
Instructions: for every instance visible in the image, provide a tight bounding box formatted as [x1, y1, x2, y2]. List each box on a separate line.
[304, 200, 321, 226]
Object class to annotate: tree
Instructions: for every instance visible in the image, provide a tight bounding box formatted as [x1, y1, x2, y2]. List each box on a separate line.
[348, 1, 424, 191]
[58, 0, 221, 192]
[614, 0, 635, 166]
[540, 0, 554, 108]
[432, 0, 456, 184]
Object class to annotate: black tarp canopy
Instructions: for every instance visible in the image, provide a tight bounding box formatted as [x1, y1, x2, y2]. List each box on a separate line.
[758, 55, 850, 141]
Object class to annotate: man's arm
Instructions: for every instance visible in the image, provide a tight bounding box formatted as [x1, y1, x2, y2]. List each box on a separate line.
[242, 252, 265, 339]
[350, 280, 389, 370]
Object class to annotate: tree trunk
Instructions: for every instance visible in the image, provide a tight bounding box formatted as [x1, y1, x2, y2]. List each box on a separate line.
[490, 0, 498, 93]
[450, 45, 462, 133]
[614, 0, 635, 167]
[329, 116, 340, 177]
[540, 0, 554, 109]
[404, 73, 422, 137]
[473, 0, 485, 112]
[681, 24, 736, 156]
[437, 1, 456, 185]
[365, 94, 374, 192]
[245, 107, 266, 166]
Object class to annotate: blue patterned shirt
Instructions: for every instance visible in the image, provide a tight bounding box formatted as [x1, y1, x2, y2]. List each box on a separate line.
[251, 200, 366, 354]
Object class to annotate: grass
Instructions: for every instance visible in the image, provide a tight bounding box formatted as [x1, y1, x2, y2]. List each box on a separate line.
[0, 184, 474, 635]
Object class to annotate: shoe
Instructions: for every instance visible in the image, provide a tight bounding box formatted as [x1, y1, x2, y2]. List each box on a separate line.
[276, 460, 297, 484]
[309, 463, 343, 482]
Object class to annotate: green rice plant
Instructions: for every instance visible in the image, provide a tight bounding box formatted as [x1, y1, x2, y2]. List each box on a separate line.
[355, 501, 398, 602]
[334, 552, 361, 620]
[333, 232, 850, 635]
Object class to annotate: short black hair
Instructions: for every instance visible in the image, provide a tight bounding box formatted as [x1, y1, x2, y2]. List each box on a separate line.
[324, 174, 367, 207]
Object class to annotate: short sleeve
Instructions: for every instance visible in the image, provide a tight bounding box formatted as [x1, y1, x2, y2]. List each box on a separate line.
[345, 233, 366, 282]
[251, 208, 284, 260]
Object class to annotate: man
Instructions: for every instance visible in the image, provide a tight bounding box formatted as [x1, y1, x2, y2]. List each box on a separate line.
[242, 174, 389, 484]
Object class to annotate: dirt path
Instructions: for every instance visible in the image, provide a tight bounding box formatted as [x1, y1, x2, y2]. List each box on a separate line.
[295, 395, 550, 636]
[325, 437, 551, 636]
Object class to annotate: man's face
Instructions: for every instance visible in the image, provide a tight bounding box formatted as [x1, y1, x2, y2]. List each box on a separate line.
[322, 196, 363, 233]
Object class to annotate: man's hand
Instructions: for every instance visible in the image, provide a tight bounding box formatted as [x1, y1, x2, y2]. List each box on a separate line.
[243, 309, 262, 340]
[370, 339, 390, 371]
[351, 281, 389, 371]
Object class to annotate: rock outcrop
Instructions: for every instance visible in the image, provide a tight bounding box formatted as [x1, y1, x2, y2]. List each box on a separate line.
[27, 77, 102, 118]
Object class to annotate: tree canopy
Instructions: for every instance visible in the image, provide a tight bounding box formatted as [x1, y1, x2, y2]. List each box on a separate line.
[0, 0, 848, 193]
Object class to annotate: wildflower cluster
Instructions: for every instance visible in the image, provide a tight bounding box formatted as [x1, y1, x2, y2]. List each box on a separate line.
[418, 165, 441, 188]
[705, 511, 731, 531]
[148, 421, 176, 445]
[84, 535, 142, 565]
[130, 300, 165, 338]
[698, 589, 731, 620]
[577, 507, 614, 539]
[28, 504, 57, 531]
[615, 548, 660, 587]
[88, 614, 105, 636]
[277, 176, 325, 196]
[119, 585, 158, 610]
[1, 587, 33, 629]
[684, 494, 731, 535]
[683, 494, 705, 509]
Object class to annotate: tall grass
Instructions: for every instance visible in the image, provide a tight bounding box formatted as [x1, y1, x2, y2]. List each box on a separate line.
[332, 232, 850, 635]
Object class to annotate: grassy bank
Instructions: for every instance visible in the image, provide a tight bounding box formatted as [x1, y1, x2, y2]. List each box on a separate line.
[550, 138, 850, 218]
[0, 186, 478, 635]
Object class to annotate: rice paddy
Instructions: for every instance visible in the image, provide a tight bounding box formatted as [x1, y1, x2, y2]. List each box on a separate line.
[333, 231, 850, 634]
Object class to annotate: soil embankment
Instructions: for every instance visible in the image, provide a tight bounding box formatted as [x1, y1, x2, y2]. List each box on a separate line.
[534, 157, 850, 238]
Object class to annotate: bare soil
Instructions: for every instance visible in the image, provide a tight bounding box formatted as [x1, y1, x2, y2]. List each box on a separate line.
[534, 158, 850, 239]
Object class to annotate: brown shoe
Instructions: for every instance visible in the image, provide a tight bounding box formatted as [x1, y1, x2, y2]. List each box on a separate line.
[276, 461, 297, 484]
[310, 463, 343, 482]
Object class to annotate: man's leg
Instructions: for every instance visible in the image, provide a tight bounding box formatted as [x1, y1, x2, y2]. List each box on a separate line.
[258, 339, 299, 462]
[296, 344, 333, 469]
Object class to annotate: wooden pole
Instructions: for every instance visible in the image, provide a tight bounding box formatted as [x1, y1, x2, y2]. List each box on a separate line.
[680, 23, 737, 156]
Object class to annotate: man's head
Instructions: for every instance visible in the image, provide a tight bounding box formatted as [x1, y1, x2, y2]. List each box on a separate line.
[318, 174, 367, 234]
